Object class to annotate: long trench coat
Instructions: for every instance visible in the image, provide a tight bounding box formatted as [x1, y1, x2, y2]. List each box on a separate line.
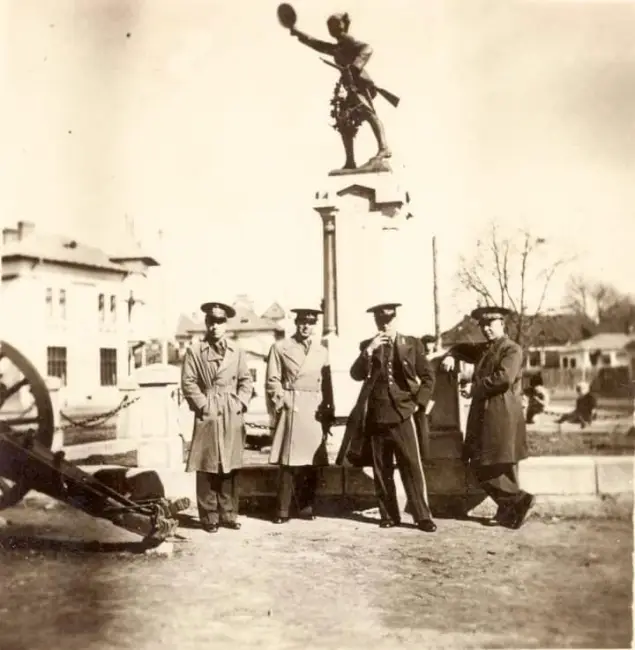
[181, 337, 253, 474]
[451, 336, 527, 466]
[336, 334, 435, 468]
[266, 336, 334, 467]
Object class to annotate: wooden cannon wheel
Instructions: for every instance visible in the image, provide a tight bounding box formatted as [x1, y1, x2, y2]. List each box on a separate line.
[0, 341, 55, 509]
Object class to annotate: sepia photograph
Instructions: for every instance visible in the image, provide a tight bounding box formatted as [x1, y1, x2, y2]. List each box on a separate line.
[1, 1, 633, 648]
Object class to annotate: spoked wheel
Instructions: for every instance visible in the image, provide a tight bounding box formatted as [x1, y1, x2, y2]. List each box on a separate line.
[0, 341, 54, 509]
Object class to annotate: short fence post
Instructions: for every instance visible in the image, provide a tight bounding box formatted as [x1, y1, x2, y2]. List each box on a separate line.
[46, 376, 64, 451]
[117, 378, 141, 440]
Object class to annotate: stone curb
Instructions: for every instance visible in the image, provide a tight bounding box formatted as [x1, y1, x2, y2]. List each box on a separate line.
[16, 456, 633, 521]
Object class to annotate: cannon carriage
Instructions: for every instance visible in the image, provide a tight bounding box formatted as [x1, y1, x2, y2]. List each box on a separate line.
[0, 340, 183, 546]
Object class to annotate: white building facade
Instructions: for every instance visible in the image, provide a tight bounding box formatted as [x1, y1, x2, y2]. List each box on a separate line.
[1, 221, 158, 406]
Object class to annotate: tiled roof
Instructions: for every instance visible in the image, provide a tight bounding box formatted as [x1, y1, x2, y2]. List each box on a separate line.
[261, 301, 286, 321]
[3, 232, 129, 273]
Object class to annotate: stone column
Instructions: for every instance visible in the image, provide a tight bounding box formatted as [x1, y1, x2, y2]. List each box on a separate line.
[316, 204, 338, 337]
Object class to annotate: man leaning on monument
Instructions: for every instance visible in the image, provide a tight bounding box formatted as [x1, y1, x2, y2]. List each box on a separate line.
[265, 307, 334, 524]
[181, 301, 253, 533]
[340, 302, 437, 533]
[440, 306, 535, 529]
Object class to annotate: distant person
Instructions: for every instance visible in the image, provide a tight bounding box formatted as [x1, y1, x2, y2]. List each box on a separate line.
[524, 373, 550, 424]
[181, 301, 254, 533]
[440, 306, 534, 530]
[421, 334, 445, 360]
[265, 308, 334, 524]
[558, 381, 597, 429]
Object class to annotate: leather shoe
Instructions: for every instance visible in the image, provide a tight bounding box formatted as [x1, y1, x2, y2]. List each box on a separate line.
[272, 516, 289, 524]
[221, 521, 241, 530]
[509, 494, 535, 530]
[416, 519, 437, 533]
[379, 520, 399, 528]
[202, 523, 219, 533]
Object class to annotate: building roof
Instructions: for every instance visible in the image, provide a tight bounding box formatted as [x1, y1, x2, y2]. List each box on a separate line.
[1, 229, 158, 274]
[565, 332, 635, 352]
[261, 301, 286, 321]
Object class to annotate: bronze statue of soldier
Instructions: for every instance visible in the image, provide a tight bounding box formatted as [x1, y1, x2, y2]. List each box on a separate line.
[277, 4, 399, 176]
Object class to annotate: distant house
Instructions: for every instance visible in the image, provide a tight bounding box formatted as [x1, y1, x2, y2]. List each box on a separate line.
[559, 333, 635, 371]
[175, 297, 286, 398]
[1, 220, 158, 405]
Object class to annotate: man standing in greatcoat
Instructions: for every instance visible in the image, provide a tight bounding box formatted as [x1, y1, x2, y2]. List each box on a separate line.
[266, 308, 334, 524]
[181, 301, 253, 533]
[338, 302, 437, 533]
[440, 306, 535, 529]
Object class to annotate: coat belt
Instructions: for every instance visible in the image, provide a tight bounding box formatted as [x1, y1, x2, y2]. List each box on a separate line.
[281, 382, 320, 393]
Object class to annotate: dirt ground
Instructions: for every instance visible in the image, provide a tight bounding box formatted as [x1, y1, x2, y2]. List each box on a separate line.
[0, 503, 632, 650]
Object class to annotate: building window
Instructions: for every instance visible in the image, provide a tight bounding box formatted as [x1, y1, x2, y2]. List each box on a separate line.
[47, 346, 67, 385]
[562, 358, 569, 369]
[100, 348, 117, 386]
[98, 293, 105, 323]
[601, 354, 611, 366]
[249, 368, 257, 383]
[59, 289, 67, 320]
[110, 294, 117, 324]
[570, 358, 577, 369]
[45, 287, 53, 318]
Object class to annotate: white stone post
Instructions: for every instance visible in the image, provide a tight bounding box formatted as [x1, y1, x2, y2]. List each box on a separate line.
[116, 377, 141, 440]
[129, 364, 183, 470]
[47, 376, 64, 452]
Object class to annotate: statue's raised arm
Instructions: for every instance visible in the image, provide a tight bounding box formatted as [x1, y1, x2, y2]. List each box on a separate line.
[276, 3, 399, 176]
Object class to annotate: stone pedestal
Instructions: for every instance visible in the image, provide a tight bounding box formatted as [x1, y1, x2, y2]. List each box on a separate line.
[118, 364, 184, 470]
[313, 168, 419, 419]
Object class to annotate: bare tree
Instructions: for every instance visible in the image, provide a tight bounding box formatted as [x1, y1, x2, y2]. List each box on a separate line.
[564, 276, 627, 324]
[457, 221, 572, 346]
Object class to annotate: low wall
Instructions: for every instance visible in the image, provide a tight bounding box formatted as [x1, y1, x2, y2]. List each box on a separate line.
[65, 455, 631, 521]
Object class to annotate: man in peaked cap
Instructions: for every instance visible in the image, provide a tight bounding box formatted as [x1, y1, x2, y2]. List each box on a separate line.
[339, 302, 437, 532]
[181, 300, 253, 533]
[440, 305, 534, 529]
[266, 307, 334, 523]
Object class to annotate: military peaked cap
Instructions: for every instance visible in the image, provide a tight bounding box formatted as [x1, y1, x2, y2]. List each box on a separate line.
[470, 306, 512, 322]
[366, 302, 402, 317]
[291, 308, 323, 323]
[200, 302, 236, 319]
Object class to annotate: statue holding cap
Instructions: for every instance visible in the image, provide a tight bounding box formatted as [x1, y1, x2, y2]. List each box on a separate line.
[265, 307, 334, 524]
[181, 300, 254, 533]
[277, 3, 398, 175]
[337, 302, 437, 533]
[440, 305, 534, 530]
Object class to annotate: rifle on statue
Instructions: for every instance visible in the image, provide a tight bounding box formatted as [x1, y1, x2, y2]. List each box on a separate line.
[320, 58, 400, 108]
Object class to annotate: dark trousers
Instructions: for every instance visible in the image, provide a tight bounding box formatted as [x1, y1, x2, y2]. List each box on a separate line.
[473, 463, 528, 511]
[369, 418, 432, 524]
[276, 466, 319, 518]
[196, 470, 239, 525]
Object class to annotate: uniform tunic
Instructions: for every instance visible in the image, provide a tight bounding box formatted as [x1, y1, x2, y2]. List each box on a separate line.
[266, 335, 334, 467]
[181, 337, 253, 474]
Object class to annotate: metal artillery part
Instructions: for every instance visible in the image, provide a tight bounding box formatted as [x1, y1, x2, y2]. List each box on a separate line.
[0, 340, 181, 546]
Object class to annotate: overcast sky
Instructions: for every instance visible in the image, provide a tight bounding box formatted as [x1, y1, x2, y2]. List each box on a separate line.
[3, 0, 634, 333]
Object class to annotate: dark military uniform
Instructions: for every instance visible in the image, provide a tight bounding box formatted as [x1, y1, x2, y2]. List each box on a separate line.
[339, 304, 436, 531]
